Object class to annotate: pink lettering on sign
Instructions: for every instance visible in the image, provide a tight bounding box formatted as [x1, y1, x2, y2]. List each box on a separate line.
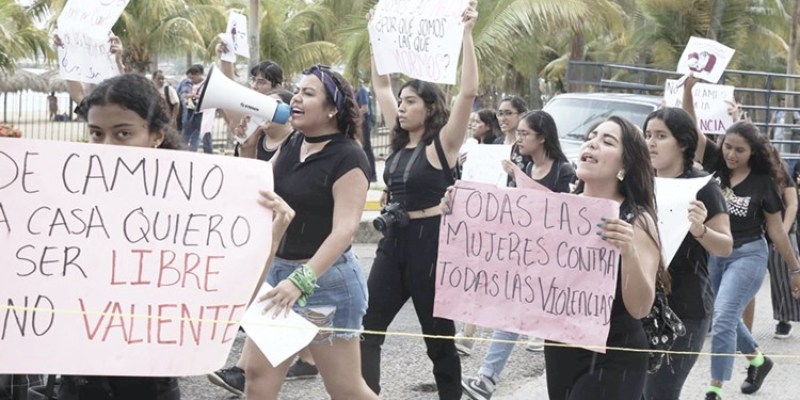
[433, 181, 620, 352]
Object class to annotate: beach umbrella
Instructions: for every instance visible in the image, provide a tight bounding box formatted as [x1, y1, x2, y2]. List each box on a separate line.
[40, 69, 70, 93]
[0, 69, 50, 123]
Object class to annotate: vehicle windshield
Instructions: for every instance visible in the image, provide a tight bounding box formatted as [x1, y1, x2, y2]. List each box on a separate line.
[543, 98, 656, 141]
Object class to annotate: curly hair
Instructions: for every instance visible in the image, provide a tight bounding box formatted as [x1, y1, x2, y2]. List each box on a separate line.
[390, 80, 449, 152]
[715, 121, 775, 188]
[305, 66, 361, 141]
[83, 73, 183, 150]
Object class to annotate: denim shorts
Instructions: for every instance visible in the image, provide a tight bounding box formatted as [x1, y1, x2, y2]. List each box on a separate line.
[266, 249, 368, 344]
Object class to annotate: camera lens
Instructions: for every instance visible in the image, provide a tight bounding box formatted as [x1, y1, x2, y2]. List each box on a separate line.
[373, 218, 387, 232]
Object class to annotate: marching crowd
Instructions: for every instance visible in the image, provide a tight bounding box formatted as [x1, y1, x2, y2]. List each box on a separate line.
[4, 1, 800, 400]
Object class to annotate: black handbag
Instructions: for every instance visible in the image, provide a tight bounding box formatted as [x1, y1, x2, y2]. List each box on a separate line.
[641, 281, 686, 373]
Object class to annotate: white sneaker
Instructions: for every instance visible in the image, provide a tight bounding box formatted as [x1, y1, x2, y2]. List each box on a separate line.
[525, 337, 544, 352]
[455, 330, 474, 356]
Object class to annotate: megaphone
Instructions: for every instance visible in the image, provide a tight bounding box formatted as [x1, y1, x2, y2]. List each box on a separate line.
[195, 65, 291, 127]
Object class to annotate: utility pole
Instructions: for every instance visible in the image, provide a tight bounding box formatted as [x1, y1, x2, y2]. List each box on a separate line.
[787, 0, 799, 109]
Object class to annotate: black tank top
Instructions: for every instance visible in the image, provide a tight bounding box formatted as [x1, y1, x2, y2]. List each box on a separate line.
[383, 135, 454, 211]
[256, 130, 296, 161]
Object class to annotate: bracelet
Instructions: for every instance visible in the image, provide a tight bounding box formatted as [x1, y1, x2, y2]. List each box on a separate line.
[287, 264, 317, 307]
[791, 268, 800, 275]
[692, 225, 708, 240]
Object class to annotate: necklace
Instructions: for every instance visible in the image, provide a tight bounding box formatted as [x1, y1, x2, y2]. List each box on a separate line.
[304, 132, 341, 143]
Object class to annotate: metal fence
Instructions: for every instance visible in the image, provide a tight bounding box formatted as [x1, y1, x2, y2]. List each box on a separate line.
[4, 89, 395, 158]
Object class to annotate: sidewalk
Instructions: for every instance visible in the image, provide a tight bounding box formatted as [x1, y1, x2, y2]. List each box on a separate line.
[495, 276, 800, 399]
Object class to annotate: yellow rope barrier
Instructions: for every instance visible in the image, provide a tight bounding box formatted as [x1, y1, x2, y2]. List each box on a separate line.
[2, 304, 798, 360]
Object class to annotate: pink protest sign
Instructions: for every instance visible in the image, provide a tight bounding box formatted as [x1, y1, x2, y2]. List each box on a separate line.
[0, 138, 273, 376]
[434, 181, 620, 352]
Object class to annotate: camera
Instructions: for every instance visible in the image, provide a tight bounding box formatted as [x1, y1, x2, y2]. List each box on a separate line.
[373, 203, 410, 232]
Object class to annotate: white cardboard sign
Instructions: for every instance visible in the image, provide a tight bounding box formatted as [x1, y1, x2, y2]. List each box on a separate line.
[663, 79, 736, 134]
[676, 37, 735, 84]
[655, 175, 713, 267]
[460, 144, 512, 187]
[225, 11, 250, 59]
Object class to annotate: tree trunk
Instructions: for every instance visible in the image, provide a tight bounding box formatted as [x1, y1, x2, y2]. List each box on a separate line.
[529, 70, 542, 109]
[787, 0, 799, 109]
[248, 0, 260, 71]
[186, 50, 192, 70]
[151, 53, 159, 74]
[568, 24, 585, 92]
[709, 0, 726, 41]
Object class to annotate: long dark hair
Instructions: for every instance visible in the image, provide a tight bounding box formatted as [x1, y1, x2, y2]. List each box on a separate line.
[250, 60, 283, 87]
[83, 73, 183, 150]
[520, 110, 567, 162]
[643, 107, 698, 173]
[476, 108, 501, 143]
[715, 121, 775, 188]
[500, 96, 528, 115]
[390, 80, 449, 152]
[573, 116, 667, 291]
[767, 144, 791, 190]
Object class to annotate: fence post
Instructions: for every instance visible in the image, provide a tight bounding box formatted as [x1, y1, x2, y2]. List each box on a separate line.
[766, 75, 773, 134]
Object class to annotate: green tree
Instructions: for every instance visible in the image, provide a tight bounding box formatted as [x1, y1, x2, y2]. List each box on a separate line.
[0, 0, 52, 73]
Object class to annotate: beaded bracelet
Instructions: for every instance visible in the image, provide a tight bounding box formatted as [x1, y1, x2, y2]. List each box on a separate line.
[287, 264, 318, 307]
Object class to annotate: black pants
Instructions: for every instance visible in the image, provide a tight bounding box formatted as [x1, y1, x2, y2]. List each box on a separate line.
[58, 376, 180, 400]
[362, 119, 377, 182]
[643, 316, 711, 400]
[361, 216, 462, 399]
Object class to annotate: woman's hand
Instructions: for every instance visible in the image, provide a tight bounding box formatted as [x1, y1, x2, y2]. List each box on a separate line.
[259, 279, 302, 318]
[598, 217, 636, 255]
[687, 200, 708, 237]
[791, 273, 800, 299]
[258, 190, 295, 240]
[440, 185, 456, 214]
[501, 159, 515, 176]
[215, 41, 229, 59]
[462, 1, 478, 31]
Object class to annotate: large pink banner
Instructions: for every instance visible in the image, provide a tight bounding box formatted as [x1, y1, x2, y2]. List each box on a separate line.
[434, 181, 621, 351]
[0, 138, 273, 376]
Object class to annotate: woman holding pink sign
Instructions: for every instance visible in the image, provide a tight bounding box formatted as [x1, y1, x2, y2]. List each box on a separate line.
[545, 116, 663, 400]
[360, 2, 478, 399]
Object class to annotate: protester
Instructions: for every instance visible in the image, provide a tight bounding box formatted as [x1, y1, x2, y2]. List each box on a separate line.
[703, 121, 800, 399]
[152, 70, 180, 128]
[359, 3, 478, 399]
[545, 116, 661, 400]
[768, 97, 800, 153]
[641, 107, 733, 400]
[241, 64, 376, 400]
[206, 89, 303, 398]
[764, 145, 800, 339]
[54, 72, 293, 399]
[47, 92, 58, 121]
[472, 108, 501, 144]
[460, 110, 575, 400]
[177, 64, 211, 153]
[495, 97, 531, 185]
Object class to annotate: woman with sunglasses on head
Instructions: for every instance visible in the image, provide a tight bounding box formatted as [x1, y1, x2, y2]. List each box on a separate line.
[545, 116, 662, 400]
[360, 3, 478, 399]
[641, 107, 733, 400]
[460, 110, 574, 400]
[701, 121, 800, 400]
[55, 73, 294, 400]
[241, 64, 377, 400]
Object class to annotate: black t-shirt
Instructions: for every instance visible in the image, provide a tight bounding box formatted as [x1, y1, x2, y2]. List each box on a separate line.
[526, 160, 575, 194]
[667, 169, 727, 320]
[721, 172, 783, 246]
[273, 133, 369, 260]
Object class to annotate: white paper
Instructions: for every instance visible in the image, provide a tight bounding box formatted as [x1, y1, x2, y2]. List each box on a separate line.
[200, 108, 216, 136]
[460, 144, 512, 187]
[217, 33, 237, 63]
[367, 0, 470, 84]
[676, 37, 736, 84]
[56, 0, 129, 83]
[225, 11, 249, 59]
[655, 175, 714, 267]
[663, 79, 736, 134]
[240, 284, 319, 367]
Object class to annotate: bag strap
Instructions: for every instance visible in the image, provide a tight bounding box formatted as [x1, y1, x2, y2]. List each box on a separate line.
[433, 135, 454, 183]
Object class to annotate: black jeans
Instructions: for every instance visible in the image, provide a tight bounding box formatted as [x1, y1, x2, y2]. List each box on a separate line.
[58, 377, 180, 400]
[643, 316, 711, 400]
[361, 216, 462, 399]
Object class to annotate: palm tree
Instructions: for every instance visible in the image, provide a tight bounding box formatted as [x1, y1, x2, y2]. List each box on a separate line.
[0, 0, 52, 73]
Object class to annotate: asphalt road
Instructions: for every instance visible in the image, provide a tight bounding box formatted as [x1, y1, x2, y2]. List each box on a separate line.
[180, 243, 546, 400]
